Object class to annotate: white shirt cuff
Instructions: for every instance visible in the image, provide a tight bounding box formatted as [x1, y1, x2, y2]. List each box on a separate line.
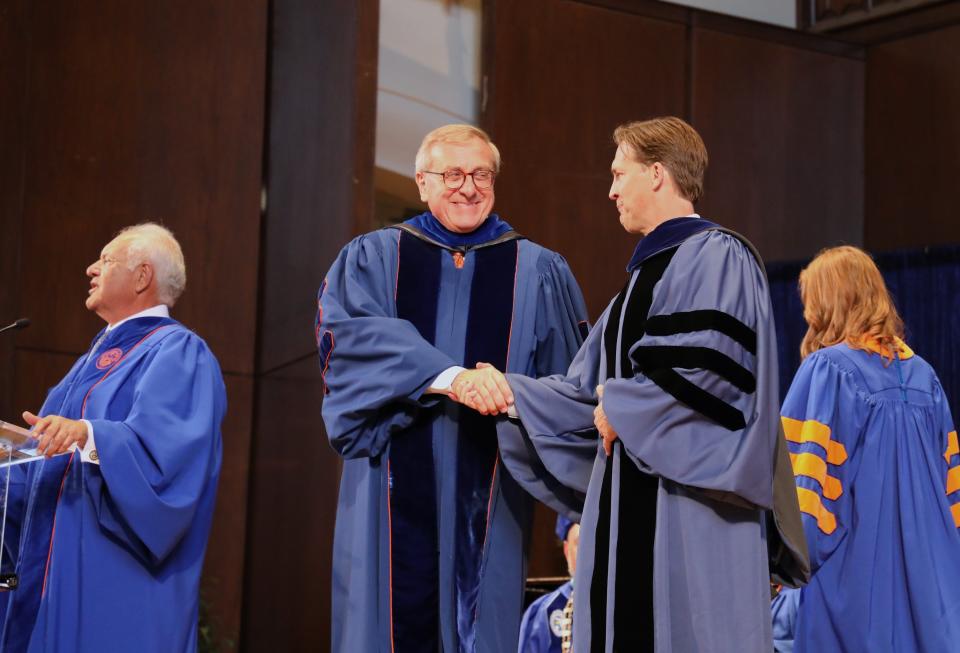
[79, 419, 100, 465]
[428, 366, 467, 394]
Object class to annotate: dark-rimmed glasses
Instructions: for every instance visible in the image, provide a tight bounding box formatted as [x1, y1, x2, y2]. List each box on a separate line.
[422, 168, 495, 190]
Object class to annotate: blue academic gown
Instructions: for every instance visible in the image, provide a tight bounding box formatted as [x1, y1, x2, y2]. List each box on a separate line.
[517, 581, 572, 653]
[317, 213, 589, 653]
[496, 218, 809, 653]
[781, 342, 960, 652]
[0, 316, 225, 653]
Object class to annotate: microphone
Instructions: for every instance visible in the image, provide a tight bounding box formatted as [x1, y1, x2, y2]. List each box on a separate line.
[0, 318, 30, 335]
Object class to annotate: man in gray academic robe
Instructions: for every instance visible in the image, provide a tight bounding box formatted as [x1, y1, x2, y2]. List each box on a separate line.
[455, 117, 808, 653]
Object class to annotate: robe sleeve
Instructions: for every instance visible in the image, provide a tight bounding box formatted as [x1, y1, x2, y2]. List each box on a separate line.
[317, 234, 457, 459]
[496, 303, 606, 518]
[939, 384, 960, 529]
[86, 330, 225, 566]
[532, 251, 590, 377]
[779, 351, 866, 573]
[602, 231, 779, 508]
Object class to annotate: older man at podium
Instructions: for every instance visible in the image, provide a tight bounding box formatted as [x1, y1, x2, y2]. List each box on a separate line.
[0, 223, 225, 653]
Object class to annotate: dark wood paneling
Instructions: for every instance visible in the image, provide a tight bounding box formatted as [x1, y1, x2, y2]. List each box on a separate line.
[242, 358, 338, 652]
[13, 2, 266, 375]
[256, 0, 379, 374]
[526, 502, 568, 578]
[204, 372, 254, 646]
[483, 0, 687, 318]
[0, 0, 29, 421]
[865, 23, 960, 251]
[692, 28, 864, 261]
[11, 350, 77, 417]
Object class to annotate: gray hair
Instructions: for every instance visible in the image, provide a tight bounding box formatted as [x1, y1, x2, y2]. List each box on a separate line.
[115, 223, 187, 306]
[414, 124, 502, 173]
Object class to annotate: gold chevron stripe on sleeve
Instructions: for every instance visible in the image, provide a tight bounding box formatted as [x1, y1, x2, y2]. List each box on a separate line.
[945, 431, 959, 465]
[790, 452, 843, 500]
[782, 416, 848, 465]
[947, 466, 960, 496]
[796, 486, 837, 535]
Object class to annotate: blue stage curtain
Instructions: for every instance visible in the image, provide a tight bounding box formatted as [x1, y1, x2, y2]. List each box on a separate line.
[768, 246, 960, 422]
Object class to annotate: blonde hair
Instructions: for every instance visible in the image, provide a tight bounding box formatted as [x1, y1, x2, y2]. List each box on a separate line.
[115, 223, 187, 307]
[613, 116, 708, 203]
[799, 245, 904, 360]
[414, 124, 502, 174]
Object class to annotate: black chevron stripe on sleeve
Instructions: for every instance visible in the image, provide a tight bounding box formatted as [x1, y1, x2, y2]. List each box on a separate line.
[633, 345, 756, 393]
[644, 310, 757, 355]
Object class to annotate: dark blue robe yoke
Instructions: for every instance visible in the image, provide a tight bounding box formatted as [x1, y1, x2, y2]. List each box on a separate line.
[0, 317, 225, 653]
[317, 213, 588, 653]
[782, 344, 960, 652]
[497, 221, 808, 653]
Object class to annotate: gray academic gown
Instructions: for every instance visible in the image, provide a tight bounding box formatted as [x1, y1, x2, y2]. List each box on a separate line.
[497, 226, 808, 653]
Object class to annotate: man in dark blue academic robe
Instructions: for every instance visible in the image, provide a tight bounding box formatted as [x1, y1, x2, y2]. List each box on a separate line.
[457, 117, 809, 652]
[317, 124, 589, 653]
[0, 223, 225, 653]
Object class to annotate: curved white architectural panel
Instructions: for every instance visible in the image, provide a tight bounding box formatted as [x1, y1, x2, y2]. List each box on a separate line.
[665, 0, 795, 28]
[377, 0, 482, 177]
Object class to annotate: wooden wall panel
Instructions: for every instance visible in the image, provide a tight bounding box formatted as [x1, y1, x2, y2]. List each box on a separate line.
[241, 1, 379, 650]
[483, 0, 687, 318]
[204, 373, 254, 644]
[242, 359, 341, 652]
[0, 0, 29, 421]
[865, 23, 960, 251]
[692, 28, 864, 261]
[12, 2, 265, 375]
[256, 0, 379, 374]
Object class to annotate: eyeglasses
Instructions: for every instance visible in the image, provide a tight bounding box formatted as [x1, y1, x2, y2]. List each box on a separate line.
[422, 168, 495, 190]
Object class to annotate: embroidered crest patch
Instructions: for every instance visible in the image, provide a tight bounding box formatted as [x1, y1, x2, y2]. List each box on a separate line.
[96, 348, 123, 370]
[549, 608, 565, 637]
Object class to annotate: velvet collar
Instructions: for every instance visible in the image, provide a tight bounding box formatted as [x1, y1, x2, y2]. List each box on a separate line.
[404, 212, 513, 248]
[627, 216, 719, 271]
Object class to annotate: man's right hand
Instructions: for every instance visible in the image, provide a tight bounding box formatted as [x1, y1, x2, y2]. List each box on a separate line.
[450, 362, 514, 416]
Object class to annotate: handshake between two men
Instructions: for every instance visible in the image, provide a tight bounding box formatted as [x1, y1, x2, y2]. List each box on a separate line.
[447, 364, 619, 456]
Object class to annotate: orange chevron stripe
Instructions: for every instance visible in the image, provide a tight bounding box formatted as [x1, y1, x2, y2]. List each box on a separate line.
[946, 431, 959, 464]
[782, 417, 848, 465]
[796, 487, 837, 534]
[947, 466, 960, 496]
[791, 452, 843, 500]
[952, 503, 960, 528]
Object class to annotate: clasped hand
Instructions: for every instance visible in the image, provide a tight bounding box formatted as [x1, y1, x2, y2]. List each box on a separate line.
[450, 363, 513, 416]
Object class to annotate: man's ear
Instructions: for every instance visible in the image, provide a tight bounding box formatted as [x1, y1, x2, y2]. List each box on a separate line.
[650, 162, 666, 192]
[415, 172, 429, 202]
[134, 263, 155, 295]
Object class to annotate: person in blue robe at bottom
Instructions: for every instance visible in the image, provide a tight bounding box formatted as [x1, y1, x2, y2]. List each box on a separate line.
[517, 515, 579, 653]
[779, 245, 960, 653]
[316, 124, 589, 653]
[0, 223, 226, 653]
[453, 117, 810, 652]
